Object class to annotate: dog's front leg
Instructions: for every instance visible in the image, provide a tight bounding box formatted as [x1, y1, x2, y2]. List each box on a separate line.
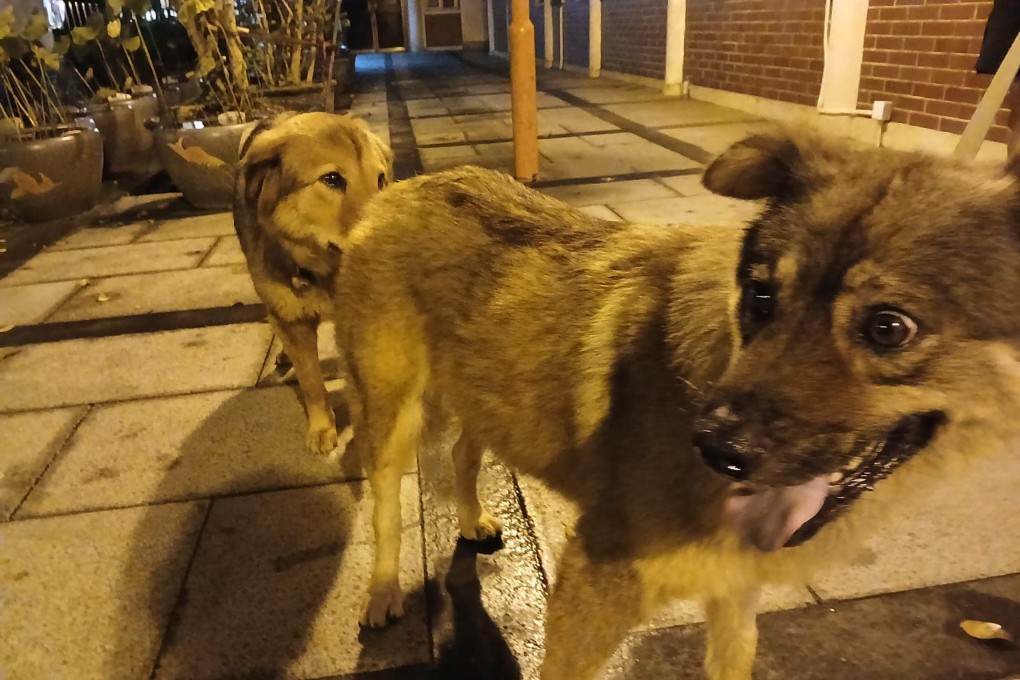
[450, 430, 503, 541]
[702, 584, 760, 680]
[541, 537, 643, 680]
[272, 316, 338, 455]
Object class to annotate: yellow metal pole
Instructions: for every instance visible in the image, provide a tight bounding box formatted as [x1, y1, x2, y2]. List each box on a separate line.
[509, 0, 539, 181]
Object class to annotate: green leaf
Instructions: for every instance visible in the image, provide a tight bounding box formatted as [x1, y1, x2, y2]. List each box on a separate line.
[32, 45, 60, 70]
[21, 10, 49, 42]
[0, 7, 14, 40]
[107, 0, 126, 15]
[126, 0, 154, 14]
[52, 35, 70, 55]
[121, 34, 141, 52]
[71, 26, 98, 46]
[197, 54, 217, 76]
[107, 19, 122, 39]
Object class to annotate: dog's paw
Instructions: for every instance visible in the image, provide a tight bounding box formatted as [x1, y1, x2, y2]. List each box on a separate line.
[459, 510, 504, 542]
[306, 422, 339, 455]
[360, 582, 404, 628]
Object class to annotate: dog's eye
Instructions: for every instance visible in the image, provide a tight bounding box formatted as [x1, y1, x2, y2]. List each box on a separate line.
[377, 173, 387, 190]
[319, 172, 347, 190]
[742, 281, 775, 322]
[864, 309, 917, 349]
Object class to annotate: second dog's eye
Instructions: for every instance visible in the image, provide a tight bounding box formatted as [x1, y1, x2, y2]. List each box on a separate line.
[378, 173, 387, 190]
[864, 309, 917, 350]
[743, 281, 775, 322]
[319, 172, 347, 190]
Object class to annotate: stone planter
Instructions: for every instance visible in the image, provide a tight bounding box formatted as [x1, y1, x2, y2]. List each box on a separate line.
[155, 120, 256, 210]
[0, 126, 103, 223]
[261, 80, 338, 113]
[84, 91, 161, 187]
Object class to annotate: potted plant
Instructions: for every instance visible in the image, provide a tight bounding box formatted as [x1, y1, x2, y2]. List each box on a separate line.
[68, 0, 167, 188]
[0, 7, 103, 223]
[155, 0, 258, 209]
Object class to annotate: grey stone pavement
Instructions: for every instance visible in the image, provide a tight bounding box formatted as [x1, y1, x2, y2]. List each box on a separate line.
[1, 51, 1019, 680]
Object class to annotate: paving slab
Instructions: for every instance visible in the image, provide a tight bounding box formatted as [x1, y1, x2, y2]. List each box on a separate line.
[516, 476, 815, 631]
[0, 237, 216, 286]
[604, 100, 760, 129]
[0, 501, 208, 680]
[810, 447, 1020, 602]
[202, 235, 247, 267]
[556, 85, 669, 105]
[259, 320, 342, 383]
[47, 265, 259, 322]
[662, 121, 775, 156]
[153, 481, 429, 680]
[620, 573, 1020, 679]
[657, 174, 714, 197]
[0, 279, 80, 326]
[18, 385, 363, 517]
[419, 425, 548, 680]
[48, 221, 151, 250]
[538, 136, 699, 180]
[135, 213, 236, 242]
[0, 322, 272, 412]
[0, 407, 83, 520]
[609, 195, 764, 226]
[539, 178, 680, 207]
[578, 205, 623, 221]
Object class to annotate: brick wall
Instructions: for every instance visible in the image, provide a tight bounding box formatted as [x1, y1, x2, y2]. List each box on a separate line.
[601, 0, 667, 80]
[857, 1, 1007, 142]
[685, 0, 825, 106]
[492, 0, 508, 52]
[563, 0, 590, 69]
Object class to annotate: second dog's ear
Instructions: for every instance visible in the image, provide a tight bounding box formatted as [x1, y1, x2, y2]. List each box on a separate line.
[702, 132, 801, 200]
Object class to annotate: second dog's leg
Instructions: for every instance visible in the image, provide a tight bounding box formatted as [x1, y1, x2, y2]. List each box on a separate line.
[273, 316, 337, 455]
[541, 538, 643, 680]
[451, 430, 503, 541]
[362, 396, 424, 627]
[703, 584, 760, 680]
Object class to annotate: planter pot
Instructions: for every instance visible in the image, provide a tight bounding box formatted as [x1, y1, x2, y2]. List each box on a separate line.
[0, 126, 103, 223]
[85, 92, 161, 187]
[333, 53, 354, 95]
[155, 120, 256, 210]
[261, 81, 338, 113]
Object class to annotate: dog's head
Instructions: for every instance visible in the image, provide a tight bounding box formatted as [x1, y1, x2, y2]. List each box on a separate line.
[238, 111, 394, 255]
[695, 130, 1020, 552]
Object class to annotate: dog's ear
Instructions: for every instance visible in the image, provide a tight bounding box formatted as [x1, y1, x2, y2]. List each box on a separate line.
[702, 132, 802, 200]
[240, 120, 290, 218]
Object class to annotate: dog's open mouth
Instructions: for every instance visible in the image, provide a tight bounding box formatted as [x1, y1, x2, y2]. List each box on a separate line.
[724, 411, 945, 552]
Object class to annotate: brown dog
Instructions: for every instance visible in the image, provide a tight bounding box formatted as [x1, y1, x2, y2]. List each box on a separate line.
[336, 130, 1020, 678]
[234, 112, 393, 454]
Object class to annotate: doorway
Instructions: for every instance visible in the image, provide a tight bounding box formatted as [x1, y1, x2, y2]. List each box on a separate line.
[423, 0, 463, 49]
[346, 0, 408, 52]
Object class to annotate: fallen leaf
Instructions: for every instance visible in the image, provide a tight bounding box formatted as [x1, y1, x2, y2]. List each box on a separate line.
[961, 620, 1012, 642]
[78, 278, 90, 287]
[0, 167, 60, 199]
[166, 138, 227, 168]
[96, 293, 111, 302]
[0, 324, 13, 333]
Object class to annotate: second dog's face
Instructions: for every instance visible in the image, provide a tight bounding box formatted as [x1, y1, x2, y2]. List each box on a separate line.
[241, 112, 394, 255]
[694, 132, 1020, 552]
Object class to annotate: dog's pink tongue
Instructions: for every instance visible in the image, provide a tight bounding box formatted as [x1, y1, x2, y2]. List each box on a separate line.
[725, 476, 829, 552]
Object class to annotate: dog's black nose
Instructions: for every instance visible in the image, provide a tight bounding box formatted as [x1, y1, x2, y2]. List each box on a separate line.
[694, 432, 753, 481]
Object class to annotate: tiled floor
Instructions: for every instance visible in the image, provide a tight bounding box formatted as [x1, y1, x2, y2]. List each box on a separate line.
[1, 51, 1018, 680]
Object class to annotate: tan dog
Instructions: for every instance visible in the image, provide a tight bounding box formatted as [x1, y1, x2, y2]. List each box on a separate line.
[336, 131, 1020, 678]
[234, 112, 393, 454]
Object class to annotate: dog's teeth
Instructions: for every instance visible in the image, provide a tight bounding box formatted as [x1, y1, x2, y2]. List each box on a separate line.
[829, 471, 843, 484]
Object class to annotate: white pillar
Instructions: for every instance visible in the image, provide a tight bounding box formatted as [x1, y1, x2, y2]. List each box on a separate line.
[544, 0, 554, 69]
[663, 0, 686, 96]
[817, 0, 870, 111]
[487, 0, 497, 53]
[588, 0, 601, 78]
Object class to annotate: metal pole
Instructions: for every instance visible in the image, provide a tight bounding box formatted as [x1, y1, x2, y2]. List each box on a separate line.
[510, 0, 539, 181]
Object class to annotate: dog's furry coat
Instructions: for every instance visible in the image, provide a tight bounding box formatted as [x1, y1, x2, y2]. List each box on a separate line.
[336, 131, 1020, 679]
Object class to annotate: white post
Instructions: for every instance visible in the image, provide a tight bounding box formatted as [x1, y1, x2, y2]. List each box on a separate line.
[487, 0, 497, 53]
[663, 0, 686, 95]
[588, 0, 601, 78]
[544, 0, 554, 69]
